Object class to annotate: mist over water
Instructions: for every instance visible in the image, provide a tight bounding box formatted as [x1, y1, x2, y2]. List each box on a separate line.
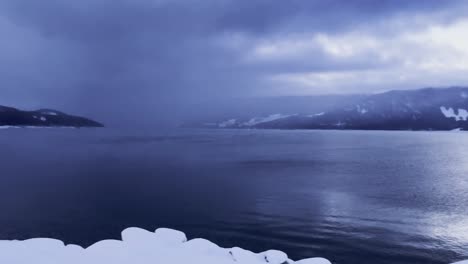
[1, 128, 468, 264]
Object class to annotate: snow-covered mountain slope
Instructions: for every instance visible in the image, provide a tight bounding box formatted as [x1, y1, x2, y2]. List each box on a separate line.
[208, 87, 468, 131]
[0, 227, 330, 264]
[215, 114, 294, 128]
[0, 106, 103, 128]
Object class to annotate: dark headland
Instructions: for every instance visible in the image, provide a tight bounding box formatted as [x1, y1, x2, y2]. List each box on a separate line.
[0, 105, 103, 128]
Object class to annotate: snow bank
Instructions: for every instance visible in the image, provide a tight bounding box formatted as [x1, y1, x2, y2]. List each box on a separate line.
[0, 227, 331, 264]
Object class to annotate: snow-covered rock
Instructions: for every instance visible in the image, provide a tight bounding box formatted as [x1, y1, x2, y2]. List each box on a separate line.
[296, 258, 334, 264]
[0, 227, 331, 264]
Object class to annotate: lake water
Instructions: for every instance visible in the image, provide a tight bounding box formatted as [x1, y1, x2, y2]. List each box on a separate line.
[1, 128, 468, 264]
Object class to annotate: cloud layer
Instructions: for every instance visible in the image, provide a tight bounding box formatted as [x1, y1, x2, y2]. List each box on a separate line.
[0, 0, 467, 124]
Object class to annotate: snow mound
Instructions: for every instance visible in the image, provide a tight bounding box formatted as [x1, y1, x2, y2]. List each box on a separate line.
[0, 227, 331, 264]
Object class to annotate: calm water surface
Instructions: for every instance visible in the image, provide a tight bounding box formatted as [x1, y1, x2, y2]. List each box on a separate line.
[1, 128, 468, 264]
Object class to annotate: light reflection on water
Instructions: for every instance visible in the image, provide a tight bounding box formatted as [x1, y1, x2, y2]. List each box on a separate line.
[1, 128, 468, 264]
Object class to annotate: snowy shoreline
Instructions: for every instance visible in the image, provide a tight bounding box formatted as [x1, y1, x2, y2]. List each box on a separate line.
[0, 126, 77, 130]
[0, 125, 78, 129]
[0, 227, 330, 264]
[1, 227, 467, 263]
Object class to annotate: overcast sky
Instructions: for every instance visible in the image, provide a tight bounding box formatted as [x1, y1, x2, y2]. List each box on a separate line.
[1, 0, 468, 124]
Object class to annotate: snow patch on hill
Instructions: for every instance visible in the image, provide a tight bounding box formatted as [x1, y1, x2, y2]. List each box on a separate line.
[243, 114, 292, 126]
[41, 111, 59, 116]
[217, 114, 293, 128]
[307, 112, 325, 117]
[0, 126, 18, 129]
[356, 105, 368, 114]
[0, 227, 331, 264]
[219, 119, 237, 128]
[440, 107, 468, 121]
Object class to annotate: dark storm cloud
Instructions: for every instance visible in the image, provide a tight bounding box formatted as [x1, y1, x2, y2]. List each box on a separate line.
[0, 0, 466, 125]
[217, 0, 464, 33]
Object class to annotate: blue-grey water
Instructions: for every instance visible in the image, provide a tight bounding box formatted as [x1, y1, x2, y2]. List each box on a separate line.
[1, 128, 468, 264]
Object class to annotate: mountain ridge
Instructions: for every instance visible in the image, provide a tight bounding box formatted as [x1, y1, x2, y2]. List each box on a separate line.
[200, 87, 468, 131]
